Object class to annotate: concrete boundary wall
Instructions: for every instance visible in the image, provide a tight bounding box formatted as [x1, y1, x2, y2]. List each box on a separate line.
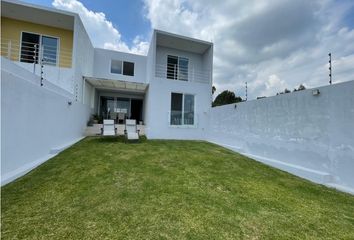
[207, 80, 354, 194]
[1, 60, 90, 186]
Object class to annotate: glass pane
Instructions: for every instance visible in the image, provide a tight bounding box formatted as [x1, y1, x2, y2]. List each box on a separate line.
[167, 55, 178, 80]
[183, 94, 194, 125]
[178, 57, 188, 81]
[42, 36, 58, 65]
[170, 93, 183, 125]
[100, 97, 115, 119]
[123, 61, 134, 76]
[111, 60, 122, 74]
[116, 98, 130, 114]
[20, 32, 40, 63]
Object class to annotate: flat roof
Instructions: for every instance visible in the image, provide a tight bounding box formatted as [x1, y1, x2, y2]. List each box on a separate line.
[155, 29, 212, 54]
[84, 77, 148, 93]
[1, 0, 76, 30]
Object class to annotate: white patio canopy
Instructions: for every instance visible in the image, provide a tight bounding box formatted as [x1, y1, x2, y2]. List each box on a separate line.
[84, 77, 148, 93]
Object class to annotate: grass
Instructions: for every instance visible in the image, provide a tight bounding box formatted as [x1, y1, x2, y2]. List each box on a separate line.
[1, 137, 354, 239]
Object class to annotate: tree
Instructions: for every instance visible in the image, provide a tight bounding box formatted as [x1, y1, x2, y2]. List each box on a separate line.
[212, 90, 242, 107]
[284, 88, 291, 93]
[293, 84, 306, 92]
[277, 88, 291, 95]
[298, 84, 306, 91]
[212, 85, 216, 95]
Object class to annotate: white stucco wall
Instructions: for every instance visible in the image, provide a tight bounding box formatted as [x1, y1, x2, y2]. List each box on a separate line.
[1, 59, 90, 186]
[72, 17, 94, 102]
[143, 33, 156, 126]
[207, 81, 354, 193]
[14, 62, 74, 94]
[146, 77, 211, 140]
[92, 48, 147, 84]
[83, 81, 95, 109]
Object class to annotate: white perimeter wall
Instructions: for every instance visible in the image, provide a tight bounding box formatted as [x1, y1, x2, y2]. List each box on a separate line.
[207, 80, 354, 193]
[1, 58, 90, 185]
[14, 62, 74, 94]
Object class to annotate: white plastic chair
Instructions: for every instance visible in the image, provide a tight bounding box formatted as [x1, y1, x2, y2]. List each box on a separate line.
[124, 119, 140, 141]
[101, 119, 117, 136]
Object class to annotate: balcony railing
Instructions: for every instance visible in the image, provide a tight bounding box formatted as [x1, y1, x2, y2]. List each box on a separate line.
[155, 64, 211, 84]
[1, 38, 75, 94]
[1, 38, 72, 68]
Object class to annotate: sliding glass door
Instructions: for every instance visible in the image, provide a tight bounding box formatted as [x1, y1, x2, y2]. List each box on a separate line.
[99, 96, 143, 123]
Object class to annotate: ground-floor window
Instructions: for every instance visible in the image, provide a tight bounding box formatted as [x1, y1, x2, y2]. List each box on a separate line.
[170, 93, 195, 126]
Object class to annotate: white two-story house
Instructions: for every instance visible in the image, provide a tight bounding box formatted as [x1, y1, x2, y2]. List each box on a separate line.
[1, 0, 213, 140]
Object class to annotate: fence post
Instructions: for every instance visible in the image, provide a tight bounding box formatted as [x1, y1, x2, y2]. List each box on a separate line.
[33, 44, 38, 74]
[40, 58, 44, 87]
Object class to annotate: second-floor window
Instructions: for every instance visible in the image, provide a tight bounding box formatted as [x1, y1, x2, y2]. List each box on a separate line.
[20, 32, 59, 66]
[111, 60, 134, 76]
[167, 55, 188, 81]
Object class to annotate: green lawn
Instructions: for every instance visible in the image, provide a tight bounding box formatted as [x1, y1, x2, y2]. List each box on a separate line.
[2, 137, 354, 239]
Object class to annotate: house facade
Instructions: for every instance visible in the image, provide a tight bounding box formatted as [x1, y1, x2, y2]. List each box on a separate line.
[1, 0, 213, 140]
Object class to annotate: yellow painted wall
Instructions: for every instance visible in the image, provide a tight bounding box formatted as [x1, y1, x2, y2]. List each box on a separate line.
[1, 17, 73, 68]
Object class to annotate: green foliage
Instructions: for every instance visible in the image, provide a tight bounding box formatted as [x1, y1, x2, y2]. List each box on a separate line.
[294, 84, 306, 92]
[92, 114, 100, 120]
[277, 88, 291, 95]
[2, 138, 354, 239]
[212, 90, 242, 107]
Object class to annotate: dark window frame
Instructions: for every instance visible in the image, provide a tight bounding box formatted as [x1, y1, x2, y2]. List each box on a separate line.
[20, 32, 59, 66]
[170, 92, 195, 126]
[123, 61, 134, 76]
[167, 55, 189, 81]
[110, 60, 135, 76]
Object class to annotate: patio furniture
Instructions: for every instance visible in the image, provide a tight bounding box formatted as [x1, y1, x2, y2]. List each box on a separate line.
[110, 112, 118, 123]
[118, 112, 125, 124]
[124, 119, 140, 141]
[101, 119, 117, 136]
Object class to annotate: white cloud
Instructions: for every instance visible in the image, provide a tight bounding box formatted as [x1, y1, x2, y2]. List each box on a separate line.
[52, 0, 354, 98]
[52, 0, 149, 55]
[263, 74, 287, 96]
[143, 0, 354, 99]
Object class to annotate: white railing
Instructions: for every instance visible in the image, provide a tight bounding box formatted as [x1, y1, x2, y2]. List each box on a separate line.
[155, 64, 211, 84]
[1, 38, 75, 94]
[1, 38, 73, 66]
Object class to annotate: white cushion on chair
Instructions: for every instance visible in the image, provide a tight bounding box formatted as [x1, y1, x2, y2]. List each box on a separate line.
[103, 119, 116, 136]
[103, 119, 114, 125]
[127, 132, 139, 140]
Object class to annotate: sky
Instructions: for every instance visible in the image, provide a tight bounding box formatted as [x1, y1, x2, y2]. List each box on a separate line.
[23, 0, 354, 99]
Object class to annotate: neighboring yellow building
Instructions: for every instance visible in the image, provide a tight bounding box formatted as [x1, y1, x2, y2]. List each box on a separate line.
[1, 17, 73, 68]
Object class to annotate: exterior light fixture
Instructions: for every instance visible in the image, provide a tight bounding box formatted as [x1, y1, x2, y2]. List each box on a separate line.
[68, 101, 72, 106]
[312, 89, 320, 96]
